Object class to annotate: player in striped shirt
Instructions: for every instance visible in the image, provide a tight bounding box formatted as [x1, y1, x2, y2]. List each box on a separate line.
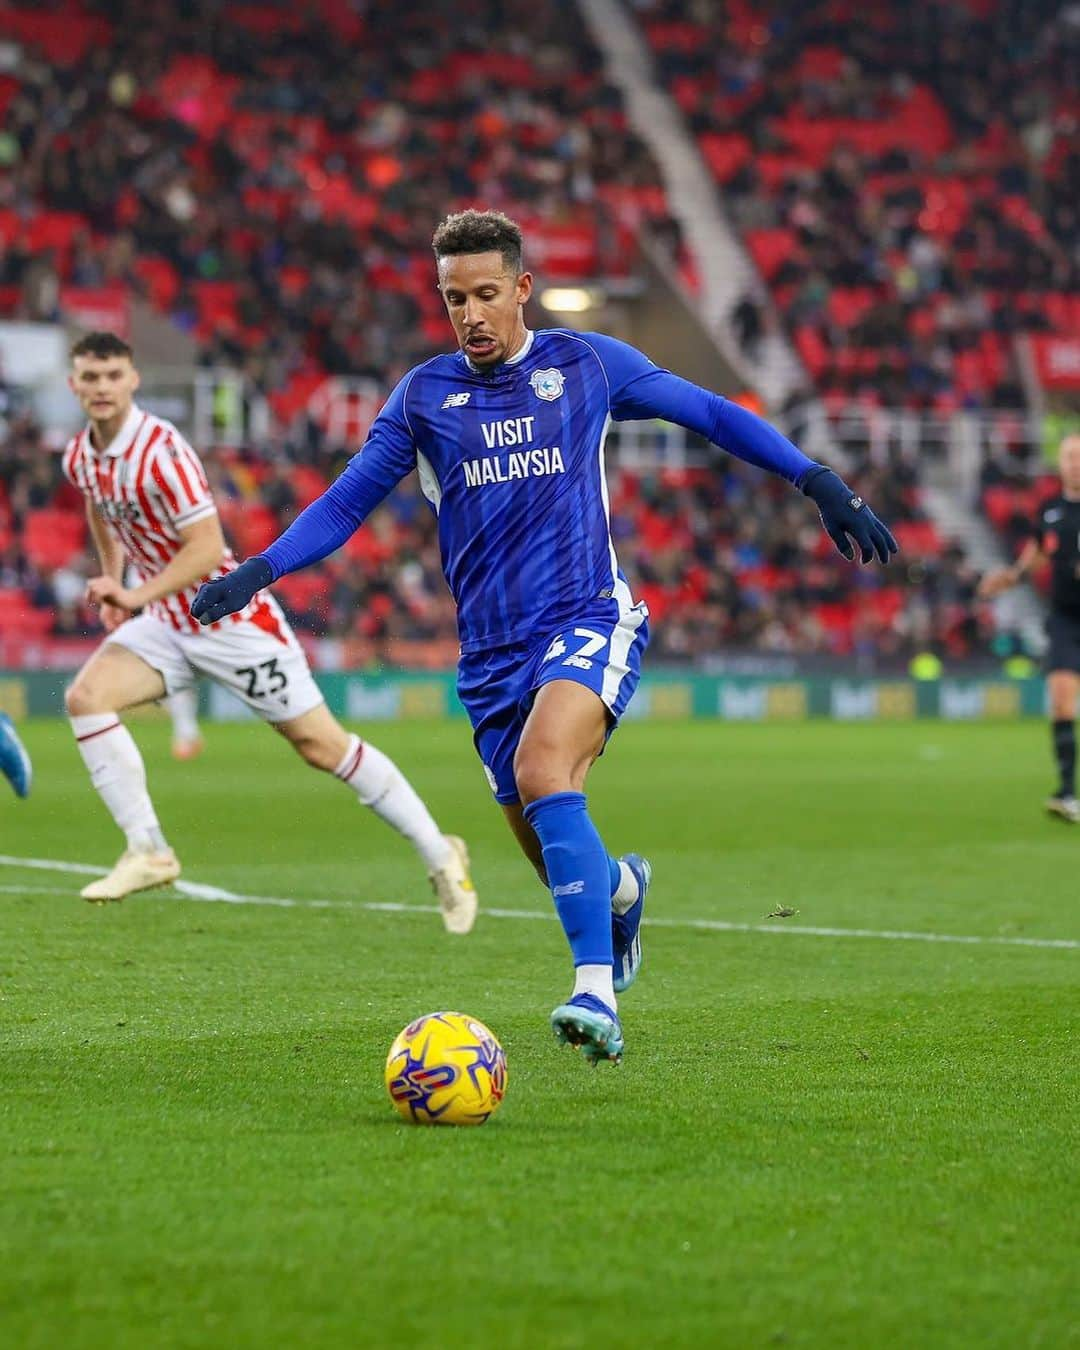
[61, 331, 476, 928]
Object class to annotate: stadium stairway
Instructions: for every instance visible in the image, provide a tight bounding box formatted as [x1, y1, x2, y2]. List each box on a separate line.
[577, 0, 830, 456]
[130, 297, 198, 371]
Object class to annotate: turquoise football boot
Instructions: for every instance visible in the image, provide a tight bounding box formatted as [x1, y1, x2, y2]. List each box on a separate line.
[550, 993, 624, 1065]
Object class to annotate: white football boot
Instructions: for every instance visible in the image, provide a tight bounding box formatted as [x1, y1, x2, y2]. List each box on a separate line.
[81, 847, 181, 903]
[1045, 794, 1080, 823]
[429, 835, 478, 934]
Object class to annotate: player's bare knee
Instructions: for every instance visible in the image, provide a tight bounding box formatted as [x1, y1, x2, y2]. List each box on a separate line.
[513, 748, 565, 805]
[65, 679, 111, 718]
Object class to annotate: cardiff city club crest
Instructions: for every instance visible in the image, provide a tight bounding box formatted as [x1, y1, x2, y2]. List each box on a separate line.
[530, 368, 565, 402]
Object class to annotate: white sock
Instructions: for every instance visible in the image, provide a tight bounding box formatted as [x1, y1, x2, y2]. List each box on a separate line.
[333, 734, 452, 871]
[611, 861, 639, 914]
[167, 688, 200, 743]
[71, 713, 167, 853]
[573, 963, 616, 1009]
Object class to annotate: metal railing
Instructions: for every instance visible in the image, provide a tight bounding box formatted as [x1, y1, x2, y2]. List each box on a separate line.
[110, 369, 1078, 492]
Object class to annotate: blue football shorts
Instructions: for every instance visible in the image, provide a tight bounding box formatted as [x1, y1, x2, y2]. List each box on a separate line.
[456, 598, 650, 805]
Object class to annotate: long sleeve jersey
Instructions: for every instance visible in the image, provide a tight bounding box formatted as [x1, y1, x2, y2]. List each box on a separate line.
[261, 329, 814, 653]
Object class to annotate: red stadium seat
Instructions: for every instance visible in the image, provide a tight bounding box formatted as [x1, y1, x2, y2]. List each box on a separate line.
[25, 212, 88, 255]
[982, 486, 1017, 530]
[290, 465, 330, 509]
[795, 326, 829, 378]
[827, 288, 878, 329]
[274, 573, 330, 613]
[814, 603, 855, 652]
[1, 12, 110, 65]
[3, 606, 54, 639]
[699, 133, 752, 184]
[0, 589, 32, 623]
[892, 521, 944, 558]
[193, 281, 240, 338]
[22, 510, 86, 570]
[745, 229, 797, 281]
[133, 257, 181, 311]
[227, 504, 278, 557]
[859, 589, 905, 624]
[796, 46, 845, 81]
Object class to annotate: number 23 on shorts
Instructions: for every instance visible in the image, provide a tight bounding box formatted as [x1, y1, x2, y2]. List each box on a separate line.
[232, 657, 289, 700]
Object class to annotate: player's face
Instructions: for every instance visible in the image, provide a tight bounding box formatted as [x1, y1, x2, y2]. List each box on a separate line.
[437, 252, 532, 368]
[69, 355, 140, 424]
[1061, 436, 1080, 496]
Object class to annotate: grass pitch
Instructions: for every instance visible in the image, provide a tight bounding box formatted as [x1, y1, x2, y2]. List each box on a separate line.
[1, 718, 1077, 1349]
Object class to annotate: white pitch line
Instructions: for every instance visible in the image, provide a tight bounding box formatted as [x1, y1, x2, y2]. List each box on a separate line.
[0, 853, 1077, 951]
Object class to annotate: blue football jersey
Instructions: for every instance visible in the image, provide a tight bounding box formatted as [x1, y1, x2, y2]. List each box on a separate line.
[261, 328, 814, 652]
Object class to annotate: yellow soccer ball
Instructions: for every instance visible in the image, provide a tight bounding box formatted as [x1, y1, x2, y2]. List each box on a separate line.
[384, 1011, 508, 1126]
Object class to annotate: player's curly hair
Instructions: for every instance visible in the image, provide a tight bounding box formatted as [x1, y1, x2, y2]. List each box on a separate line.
[71, 331, 135, 362]
[432, 209, 524, 273]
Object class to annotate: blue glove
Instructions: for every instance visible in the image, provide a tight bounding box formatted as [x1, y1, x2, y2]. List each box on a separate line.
[191, 556, 274, 625]
[799, 465, 898, 564]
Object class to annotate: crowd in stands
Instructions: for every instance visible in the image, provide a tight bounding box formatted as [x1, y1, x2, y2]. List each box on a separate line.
[641, 0, 1079, 412]
[0, 0, 683, 407]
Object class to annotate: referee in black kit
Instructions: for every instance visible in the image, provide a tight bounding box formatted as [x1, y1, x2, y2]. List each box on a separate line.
[980, 435, 1080, 822]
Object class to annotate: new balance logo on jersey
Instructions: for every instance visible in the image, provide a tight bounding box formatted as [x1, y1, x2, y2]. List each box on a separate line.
[441, 391, 471, 409]
[461, 446, 566, 489]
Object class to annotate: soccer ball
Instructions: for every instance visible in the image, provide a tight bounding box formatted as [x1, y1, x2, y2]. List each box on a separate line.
[384, 1011, 508, 1126]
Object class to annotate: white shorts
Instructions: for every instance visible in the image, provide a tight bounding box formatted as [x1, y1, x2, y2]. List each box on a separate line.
[105, 599, 323, 724]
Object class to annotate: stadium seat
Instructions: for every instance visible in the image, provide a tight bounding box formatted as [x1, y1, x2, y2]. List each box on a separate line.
[699, 133, 752, 184]
[133, 257, 181, 311]
[745, 229, 797, 282]
[22, 510, 86, 570]
[892, 521, 944, 558]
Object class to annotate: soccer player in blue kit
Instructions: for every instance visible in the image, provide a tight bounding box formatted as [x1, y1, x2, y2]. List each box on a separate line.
[193, 210, 897, 1065]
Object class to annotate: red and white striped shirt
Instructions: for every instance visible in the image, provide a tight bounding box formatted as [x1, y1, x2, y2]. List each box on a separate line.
[63, 405, 251, 635]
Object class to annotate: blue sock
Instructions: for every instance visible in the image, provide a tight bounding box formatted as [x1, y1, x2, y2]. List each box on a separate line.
[523, 791, 614, 968]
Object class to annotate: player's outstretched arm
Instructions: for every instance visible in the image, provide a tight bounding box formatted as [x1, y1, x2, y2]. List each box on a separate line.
[578, 331, 897, 565]
[193, 373, 420, 626]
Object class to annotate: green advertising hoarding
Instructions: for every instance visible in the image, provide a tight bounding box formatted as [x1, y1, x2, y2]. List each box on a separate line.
[0, 671, 1048, 722]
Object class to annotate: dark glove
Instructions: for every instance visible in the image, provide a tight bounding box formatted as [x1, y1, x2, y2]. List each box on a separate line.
[191, 556, 274, 625]
[799, 465, 898, 564]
